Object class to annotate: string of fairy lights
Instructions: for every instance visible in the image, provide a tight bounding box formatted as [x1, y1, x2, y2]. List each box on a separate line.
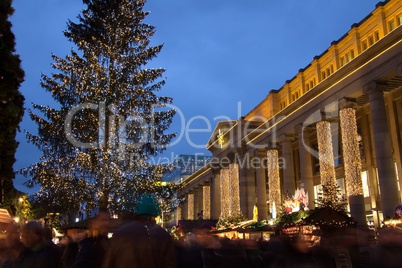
[183, 112, 365, 223]
[203, 185, 211, 219]
[220, 168, 231, 217]
[219, 164, 241, 218]
[187, 193, 194, 220]
[176, 205, 181, 222]
[316, 121, 338, 204]
[340, 108, 364, 196]
[229, 163, 241, 215]
[267, 150, 281, 219]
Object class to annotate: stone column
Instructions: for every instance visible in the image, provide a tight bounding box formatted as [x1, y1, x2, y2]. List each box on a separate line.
[182, 197, 188, 219]
[176, 205, 182, 224]
[229, 163, 242, 216]
[194, 187, 203, 219]
[211, 168, 221, 219]
[220, 168, 231, 218]
[236, 149, 256, 219]
[187, 193, 195, 220]
[295, 124, 315, 210]
[339, 98, 366, 226]
[255, 150, 268, 220]
[281, 134, 296, 197]
[267, 147, 281, 219]
[365, 82, 400, 218]
[316, 120, 338, 204]
[202, 185, 211, 220]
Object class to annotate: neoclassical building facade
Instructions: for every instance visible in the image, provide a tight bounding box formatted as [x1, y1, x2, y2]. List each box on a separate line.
[177, 0, 402, 228]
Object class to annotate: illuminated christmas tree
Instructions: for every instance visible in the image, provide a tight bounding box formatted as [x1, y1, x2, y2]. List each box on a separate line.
[21, 0, 176, 218]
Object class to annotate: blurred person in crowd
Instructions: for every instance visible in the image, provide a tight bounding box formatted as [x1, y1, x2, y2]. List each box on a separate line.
[102, 194, 176, 268]
[371, 226, 402, 268]
[20, 221, 59, 267]
[74, 210, 110, 268]
[271, 235, 335, 268]
[0, 222, 33, 268]
[59, 235, 78, 268]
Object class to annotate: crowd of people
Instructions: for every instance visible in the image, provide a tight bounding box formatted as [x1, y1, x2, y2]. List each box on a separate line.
[1, 195, 402, 268]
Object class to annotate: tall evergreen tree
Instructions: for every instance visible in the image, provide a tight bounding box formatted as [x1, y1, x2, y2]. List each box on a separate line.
[21, 0, 176, 217]
[0, 0, 25, 209]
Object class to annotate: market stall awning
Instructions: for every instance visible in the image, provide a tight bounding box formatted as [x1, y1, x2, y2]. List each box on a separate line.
[0, 209, 12, 230]
[300, 207, 356, 227]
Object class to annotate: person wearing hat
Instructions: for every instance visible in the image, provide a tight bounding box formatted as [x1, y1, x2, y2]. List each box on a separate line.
[102, 194, 177, 268]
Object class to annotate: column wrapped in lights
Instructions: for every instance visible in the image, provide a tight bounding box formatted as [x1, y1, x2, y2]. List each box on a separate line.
[177, 206, 181, 223]
[340, 108, 363, 196]
[316, 121, 338, 205]
[267, 150, 281, 219]
[187, 193, 194, 220]
[220, 168, 231, 217]
[340, 107, 366, 226]
[203, 185, 211, 219]
[229, 163, 241, 215]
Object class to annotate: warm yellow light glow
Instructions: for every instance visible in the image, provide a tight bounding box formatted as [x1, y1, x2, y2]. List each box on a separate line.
[267, 150, 280, 219]
[220, 164, 241, 217]
[203, 185, 211, 219]
[187, 193, 194, 220]
[220, 168, 231, 217]
[245, 39, 402, 145]
[13, 217, 20, 223]
[229, 163, 241, 215]
[317, 121, 338, 204]
[18, 197, 24, 203]
[340, 108, 364, 196]
[177, 206, 181, 222]
[207, 121, 238, 149]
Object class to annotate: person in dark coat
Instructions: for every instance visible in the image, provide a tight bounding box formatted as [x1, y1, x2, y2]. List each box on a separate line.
[74, 211, 110, 268]
[20, 221, 59, 268]
[102, 194, 176, 268]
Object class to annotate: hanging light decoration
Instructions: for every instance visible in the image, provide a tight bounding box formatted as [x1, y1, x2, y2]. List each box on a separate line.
[177, 206, 181, 222]
[187, 193, 194, 220]
[340, 108, 363, 196]
[316, 121, 338, 204]
[203, 185, 211, 219]
[267, 150, 281, 219]
[229, 163, 241, 215]
[220, 168, 231, 217]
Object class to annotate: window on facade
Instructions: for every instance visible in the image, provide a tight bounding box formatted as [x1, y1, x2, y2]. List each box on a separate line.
[374, 31, 380, 42]
[362, 40, 368, 51]
[291, 92, 299, 102]
[321, 71, 326, 80]
[389, 20, 396, 32]
[306, 83, 310, 91]
[310, 80, 314, 89]
[361, 171, 370, 198]
[330, 65, 334, 73]
[280, 100, 286, 110]
[351, 50, 355, 59]
[398, 14, 402, 26]
[326, 68, 331, 77]
[340, 56, 345, 67]
[345, 53, 351, 63]
[368, 35, 374, 46]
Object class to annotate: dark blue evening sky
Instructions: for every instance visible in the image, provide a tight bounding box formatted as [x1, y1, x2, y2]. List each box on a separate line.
[10, 0, 379, 193]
